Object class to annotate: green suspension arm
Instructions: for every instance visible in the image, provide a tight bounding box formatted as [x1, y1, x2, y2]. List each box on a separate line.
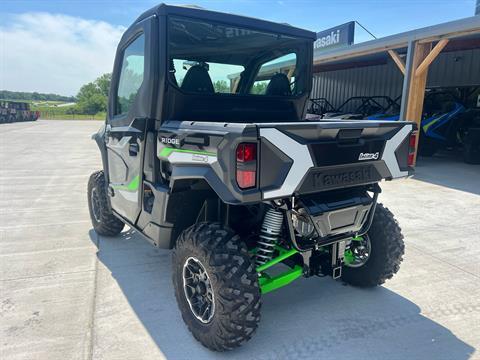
[256, 246, 303, 294]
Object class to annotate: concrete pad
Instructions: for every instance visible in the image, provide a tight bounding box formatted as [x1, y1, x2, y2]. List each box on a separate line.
[1, 120, 479, 360]
[1, 272, 96, 360]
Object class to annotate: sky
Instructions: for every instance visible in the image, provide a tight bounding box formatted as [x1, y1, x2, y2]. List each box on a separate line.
[0, 0, 477, 96]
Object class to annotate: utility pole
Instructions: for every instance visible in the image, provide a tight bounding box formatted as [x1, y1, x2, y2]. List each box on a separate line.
[476, 0, 480, 15]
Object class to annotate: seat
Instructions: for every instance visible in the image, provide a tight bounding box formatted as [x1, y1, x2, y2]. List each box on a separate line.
[265, 73, 292, 96]
[180, 65, 214, 94]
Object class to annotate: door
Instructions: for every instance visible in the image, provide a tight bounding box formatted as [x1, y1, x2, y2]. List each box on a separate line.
[105, 15, 156, 223]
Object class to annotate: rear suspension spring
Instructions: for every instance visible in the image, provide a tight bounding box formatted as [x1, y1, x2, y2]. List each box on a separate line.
[256, 208, 284, 267]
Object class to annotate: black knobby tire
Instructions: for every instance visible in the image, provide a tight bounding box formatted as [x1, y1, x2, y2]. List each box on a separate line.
[87, 170, 124, 236]
[172, 222, 261, 351]
[342, 204, 404, 287]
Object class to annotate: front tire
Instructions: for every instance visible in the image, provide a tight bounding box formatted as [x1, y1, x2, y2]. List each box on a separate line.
[342, 204, 404, 287]
[172, 222, 261, 351]
[87, 170, 124, 236]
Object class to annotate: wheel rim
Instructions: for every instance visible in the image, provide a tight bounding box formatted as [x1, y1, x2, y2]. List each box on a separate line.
[345, 235, 372, 268]
[90, 187, 101, 223]
[182, 256, 215, 324]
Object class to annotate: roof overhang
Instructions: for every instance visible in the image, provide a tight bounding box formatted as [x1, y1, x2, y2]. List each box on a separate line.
[314, 15, 480, 66]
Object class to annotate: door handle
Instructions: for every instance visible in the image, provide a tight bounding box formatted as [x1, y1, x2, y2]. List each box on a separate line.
[129, 143, 139, 156]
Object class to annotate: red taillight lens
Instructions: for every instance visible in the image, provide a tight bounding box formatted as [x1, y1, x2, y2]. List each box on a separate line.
[236, 143, 257, 189]
[408, 131, 417, 167]
[236, 143, 256, 162]
[236, 170, 256, 188]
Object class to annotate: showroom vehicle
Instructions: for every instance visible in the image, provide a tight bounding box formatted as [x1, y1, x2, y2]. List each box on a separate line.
[87, 4, 417, 351]
[323, 96, 398, 120]
[419, 91, 480, 162]
[364, 91, 480, 162]
[306, 97, 336, 119]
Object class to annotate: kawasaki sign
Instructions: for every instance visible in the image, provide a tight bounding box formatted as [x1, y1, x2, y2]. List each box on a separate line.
[314, 22, 355, 51]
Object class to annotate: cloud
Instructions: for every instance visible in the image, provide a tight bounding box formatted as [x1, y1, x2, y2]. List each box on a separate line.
[0, 12, 125, 96]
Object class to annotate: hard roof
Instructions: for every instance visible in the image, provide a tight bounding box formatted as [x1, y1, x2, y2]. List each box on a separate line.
[133, 3, 316, 40]
[314, 15, 480, 65]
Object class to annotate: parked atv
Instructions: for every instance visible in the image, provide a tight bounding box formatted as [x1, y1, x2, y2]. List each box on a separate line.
[363, 91, 480, 163]
[365, 95, 401, 121]
[0, 101, 39, 123]
[88, 4, 417, 351]
[324, 96, 397, 120]
[306, 97, 337, 120]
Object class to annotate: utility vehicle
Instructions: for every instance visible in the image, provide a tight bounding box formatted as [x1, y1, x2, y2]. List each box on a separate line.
[0, 101, 39, 123]
[88, 4, 417, 351]
[362, 91, 480, 163]
[323, 96, 399, 120]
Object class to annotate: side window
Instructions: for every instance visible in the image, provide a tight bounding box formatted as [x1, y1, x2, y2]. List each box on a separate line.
[250, 53, 297, 96]
[116, 34, 145, 115]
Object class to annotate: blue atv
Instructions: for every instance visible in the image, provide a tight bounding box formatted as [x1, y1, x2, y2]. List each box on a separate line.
[365, 91, 480, 163]
[418, 91, 467, 157]
[365, 96, 401, 121]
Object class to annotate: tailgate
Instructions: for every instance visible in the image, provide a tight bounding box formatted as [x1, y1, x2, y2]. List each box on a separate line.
[257, 120, 415, 199]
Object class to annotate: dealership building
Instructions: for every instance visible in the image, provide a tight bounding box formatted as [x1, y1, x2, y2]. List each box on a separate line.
[310, 6, 480, 163]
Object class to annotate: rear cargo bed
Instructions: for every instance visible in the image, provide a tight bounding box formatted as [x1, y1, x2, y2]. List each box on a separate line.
[257, 120, 415, 199]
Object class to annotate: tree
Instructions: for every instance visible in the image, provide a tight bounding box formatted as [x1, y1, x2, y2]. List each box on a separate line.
[251, 81, 268, 95]
[96, 73, 112, 97]
[75, 73, 111, 114]
[213, 80, 229, 93]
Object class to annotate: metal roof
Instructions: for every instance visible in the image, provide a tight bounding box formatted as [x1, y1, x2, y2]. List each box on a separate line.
[314, 15, 480, 65]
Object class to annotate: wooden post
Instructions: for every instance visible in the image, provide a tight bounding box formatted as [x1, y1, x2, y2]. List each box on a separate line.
[387, 49, 406, 75]
[415, 39, 449, 77]
[405, 42, 432, 165]
[287, 66, 295, 80]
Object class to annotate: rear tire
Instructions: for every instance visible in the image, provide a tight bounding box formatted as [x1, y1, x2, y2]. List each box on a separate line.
[342, 204, 404, 287]
[172, 222, 261, 351]
[87, 170, 124, 236]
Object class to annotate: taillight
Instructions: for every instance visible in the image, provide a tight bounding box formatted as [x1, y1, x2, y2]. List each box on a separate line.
[236, 143, 257, 189]
[408, 131, 417, 167]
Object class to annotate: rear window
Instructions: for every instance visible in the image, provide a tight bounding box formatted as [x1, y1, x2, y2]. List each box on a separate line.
[168, 16, 308, 97]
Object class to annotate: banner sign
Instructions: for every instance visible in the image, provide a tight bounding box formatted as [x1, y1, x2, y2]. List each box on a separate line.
[314, 22, 355, 51]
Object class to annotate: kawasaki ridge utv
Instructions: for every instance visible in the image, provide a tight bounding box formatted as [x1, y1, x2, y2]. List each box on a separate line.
[88, 4, 417, 351]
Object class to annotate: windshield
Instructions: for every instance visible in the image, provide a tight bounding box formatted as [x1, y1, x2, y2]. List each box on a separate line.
[168, 16, 309, 97]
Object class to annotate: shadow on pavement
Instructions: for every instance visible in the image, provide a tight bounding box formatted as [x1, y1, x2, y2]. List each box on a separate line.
[414, 150, 480, 196]
[89, 229, 475, 360]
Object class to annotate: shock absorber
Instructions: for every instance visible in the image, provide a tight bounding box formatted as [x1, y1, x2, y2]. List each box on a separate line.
[256, 208, 284, 266]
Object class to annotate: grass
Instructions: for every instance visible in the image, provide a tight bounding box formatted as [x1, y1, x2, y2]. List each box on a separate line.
[39, 112, 106, 120]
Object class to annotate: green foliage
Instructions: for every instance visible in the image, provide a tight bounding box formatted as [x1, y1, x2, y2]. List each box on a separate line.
[213, 80, 230, 93]
[0, 90, 75, 102]
[96, 73, 112, 98]
[75, 73, 111, 115]
[117, 69, 142, 114]
[251, 81, 268, 95]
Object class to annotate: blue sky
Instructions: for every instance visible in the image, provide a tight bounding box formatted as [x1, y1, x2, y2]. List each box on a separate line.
[0, 0, 477, 95]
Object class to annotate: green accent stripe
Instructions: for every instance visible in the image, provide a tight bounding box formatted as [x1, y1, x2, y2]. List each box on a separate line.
[159, 147, 216, 158]
[112, 175, 140, 191]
